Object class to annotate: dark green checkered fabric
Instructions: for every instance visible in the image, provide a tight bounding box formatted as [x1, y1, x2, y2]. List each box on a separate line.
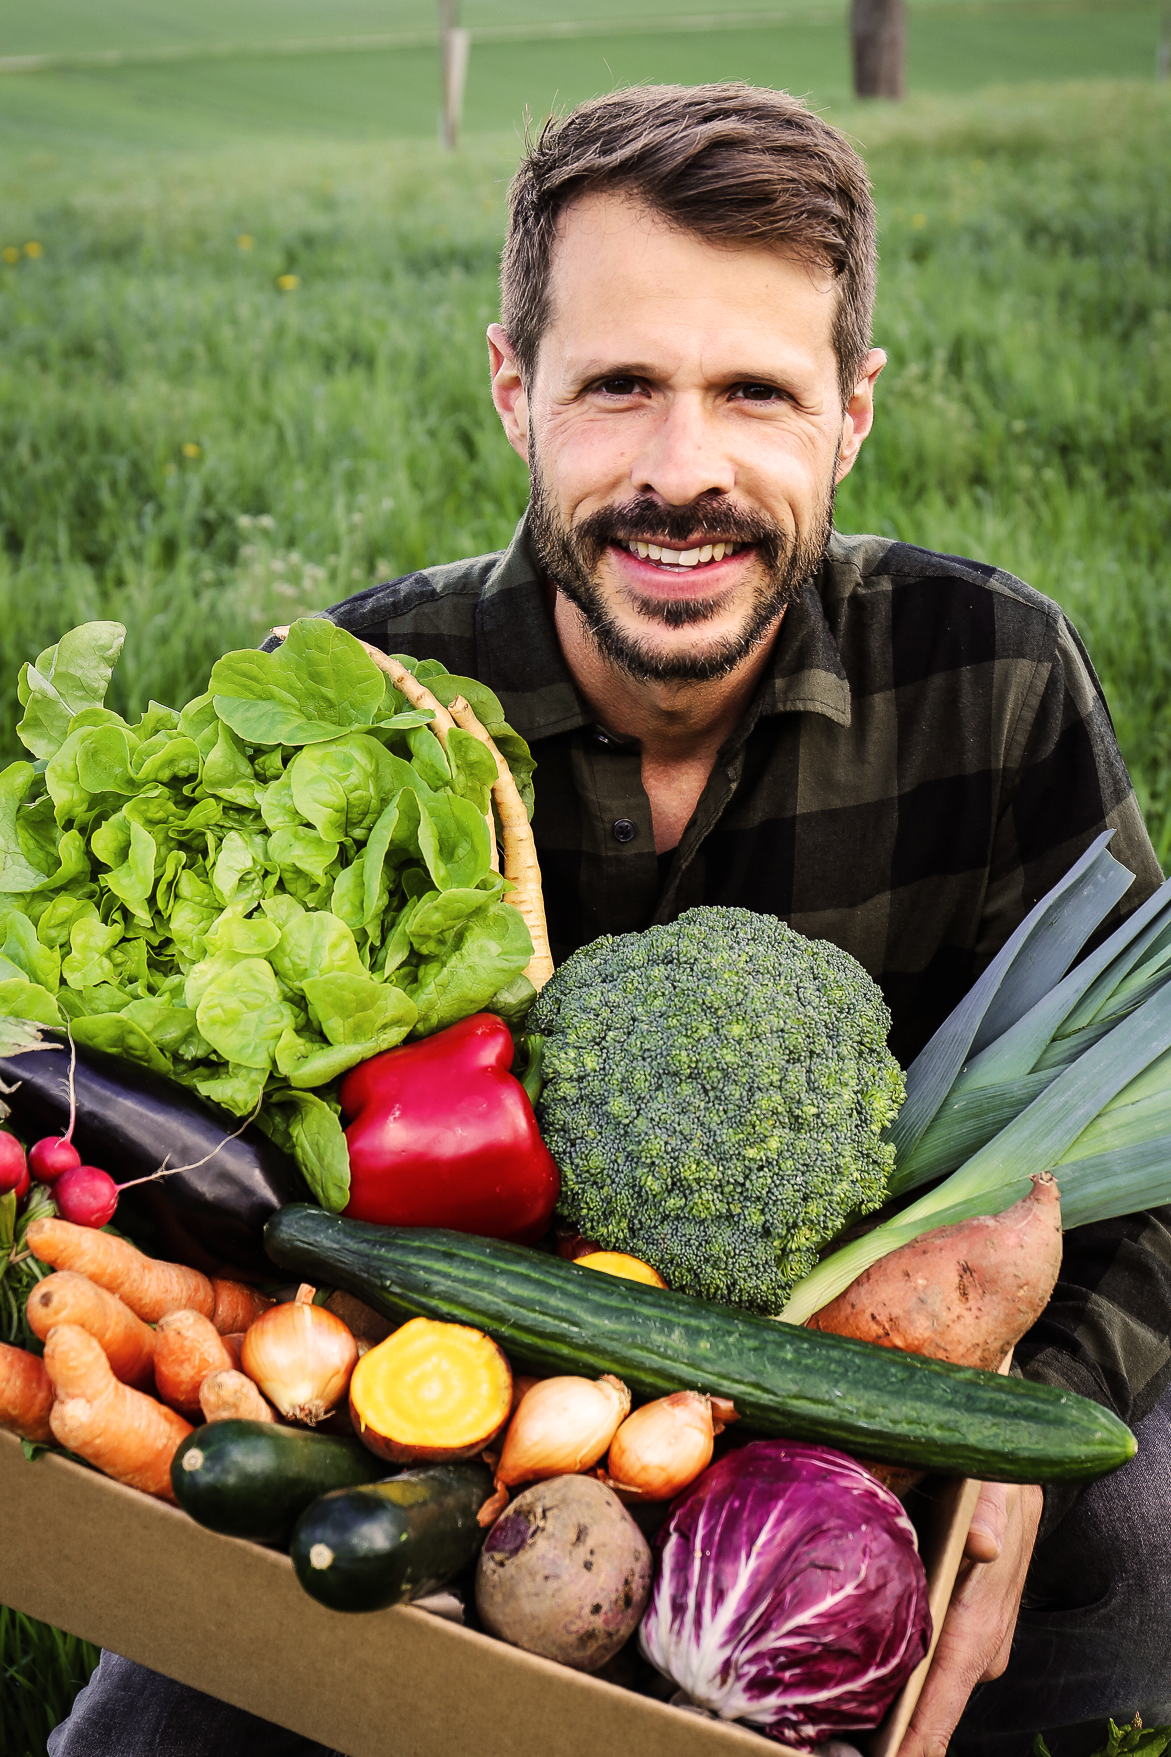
[288, 511, 1171, 1461]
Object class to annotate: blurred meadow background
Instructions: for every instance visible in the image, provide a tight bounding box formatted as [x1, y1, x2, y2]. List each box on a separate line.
[1, 1, 1169, 1747]
[1, 2, 1169, 858]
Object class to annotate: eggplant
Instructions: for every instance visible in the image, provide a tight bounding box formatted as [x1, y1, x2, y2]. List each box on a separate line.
[0, 1046, 308, 1277]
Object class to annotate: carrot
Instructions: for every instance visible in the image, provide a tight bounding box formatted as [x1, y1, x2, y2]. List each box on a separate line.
[153, 1310, 235, 1415]
[43, 1325, 192, 1500]
[199, 1368, 277, 1424]
[211, 1279, 272, 1335]
[222, 1332, 244, 1370]
[25, 1218, 215, 1323]
[807, 1172, 1062, 1372]
[0, 1340, 54, 1443]
[26, 1272, 155, 1390]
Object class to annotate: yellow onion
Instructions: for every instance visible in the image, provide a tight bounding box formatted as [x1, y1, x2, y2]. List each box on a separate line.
[496, 1373, 631, 1487]
[606, 1391, 715, 1500]
[240, 1284, 358, 1425]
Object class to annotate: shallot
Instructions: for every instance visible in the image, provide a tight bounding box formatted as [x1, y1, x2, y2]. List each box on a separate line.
[606, 1391, 716, 1500]
[496, 1373, 630, 1487]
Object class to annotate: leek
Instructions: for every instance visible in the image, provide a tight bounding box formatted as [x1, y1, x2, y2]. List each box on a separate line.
[779, 848, 1171, 1326]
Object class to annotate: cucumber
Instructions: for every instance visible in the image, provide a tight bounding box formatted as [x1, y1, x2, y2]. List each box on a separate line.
[291, 1461, 493, 1613]
[265, 1206, 1136, 1485]
[172, 1419, 387, 1543]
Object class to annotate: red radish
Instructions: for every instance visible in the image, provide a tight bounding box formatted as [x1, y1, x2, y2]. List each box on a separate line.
[54, 1165, 119, 1229]
[0, 1133, 28, 1198]
[29, 1136, 81, 1185]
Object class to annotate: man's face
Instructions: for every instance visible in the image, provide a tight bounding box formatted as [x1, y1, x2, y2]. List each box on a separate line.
[490, 192, 881, 684]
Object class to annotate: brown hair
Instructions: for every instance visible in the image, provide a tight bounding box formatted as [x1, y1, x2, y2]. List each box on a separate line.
[500, 83, 877, 403]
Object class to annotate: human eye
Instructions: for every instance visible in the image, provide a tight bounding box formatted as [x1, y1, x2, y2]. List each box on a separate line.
[730, 382, 791, 404]
[591, 376, 644, 398]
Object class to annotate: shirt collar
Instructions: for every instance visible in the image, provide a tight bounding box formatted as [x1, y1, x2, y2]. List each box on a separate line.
[475, 508, 853, 743]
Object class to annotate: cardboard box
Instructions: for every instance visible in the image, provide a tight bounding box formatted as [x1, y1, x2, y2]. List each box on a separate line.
[0, 1429, 975, 1757]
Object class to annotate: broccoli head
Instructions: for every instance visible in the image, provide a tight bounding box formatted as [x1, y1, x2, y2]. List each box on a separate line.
[527, 905, 905, 1314]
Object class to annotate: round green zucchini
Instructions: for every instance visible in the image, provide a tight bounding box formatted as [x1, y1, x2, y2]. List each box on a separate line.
[265, 1205, 1137, 1485]
[172, 1419, 387, 1544]
[291, 1461, 493, 1612]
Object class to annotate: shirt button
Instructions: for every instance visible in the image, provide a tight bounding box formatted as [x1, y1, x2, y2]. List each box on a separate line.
[593, 729, 610, 746]
[612, 819, 636, 844]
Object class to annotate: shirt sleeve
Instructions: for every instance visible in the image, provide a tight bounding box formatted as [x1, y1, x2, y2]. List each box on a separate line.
[976, 611, 1168, 1528]
[1014, 1210, 1171, 1534]
[975, 612, 1163, 972]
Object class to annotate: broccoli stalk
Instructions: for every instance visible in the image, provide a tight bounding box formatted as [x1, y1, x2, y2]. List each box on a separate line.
[528, 906, 905, 1313]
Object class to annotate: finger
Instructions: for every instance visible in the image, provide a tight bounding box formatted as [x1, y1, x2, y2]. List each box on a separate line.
[964, 1481, 1015, 1563]
[896, 1638, 982, 1757]
[979, 1620, 1016, 1684]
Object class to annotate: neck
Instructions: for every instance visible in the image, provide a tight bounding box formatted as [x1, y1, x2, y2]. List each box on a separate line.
[553, 590, 784, 762]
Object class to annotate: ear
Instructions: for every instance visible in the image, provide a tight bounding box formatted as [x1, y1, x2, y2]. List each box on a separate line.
[835, 348, 886, 484]
[488, 324, 530, 464]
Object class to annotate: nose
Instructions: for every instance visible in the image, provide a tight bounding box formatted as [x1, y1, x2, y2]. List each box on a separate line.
[630, 393, 735, 507]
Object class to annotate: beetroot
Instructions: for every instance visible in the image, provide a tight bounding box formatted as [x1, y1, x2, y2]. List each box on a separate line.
[54, 1165, 119, 1228]
[29, 1136, 81, 1186]
[0, 1132, 27, 1198]
[475, 1475, 651, 1672]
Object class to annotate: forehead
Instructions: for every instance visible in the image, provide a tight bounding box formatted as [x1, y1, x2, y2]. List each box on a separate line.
[541, 190, 839, 374]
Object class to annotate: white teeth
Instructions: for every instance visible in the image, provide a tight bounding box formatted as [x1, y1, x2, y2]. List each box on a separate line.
[625, 538, 740, 566]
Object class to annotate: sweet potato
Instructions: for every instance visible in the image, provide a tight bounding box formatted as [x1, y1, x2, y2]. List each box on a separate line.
[26, 1271, 155, 1390]
[808, 1173, 1062, 1372]
[475, 1475, 652, 1672]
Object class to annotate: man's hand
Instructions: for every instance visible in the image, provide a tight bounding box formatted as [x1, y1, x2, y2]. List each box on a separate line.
[897, 1481, 1044, 1757]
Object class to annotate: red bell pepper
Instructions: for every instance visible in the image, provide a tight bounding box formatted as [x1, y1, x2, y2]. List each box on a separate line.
[338, 1013, 560, 1244]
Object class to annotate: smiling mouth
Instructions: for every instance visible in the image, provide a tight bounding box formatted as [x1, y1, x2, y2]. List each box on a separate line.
[619, 539, 747, 571]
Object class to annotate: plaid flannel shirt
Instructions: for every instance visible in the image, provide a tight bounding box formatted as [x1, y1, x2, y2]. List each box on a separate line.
[301, 513, 1170, 1514]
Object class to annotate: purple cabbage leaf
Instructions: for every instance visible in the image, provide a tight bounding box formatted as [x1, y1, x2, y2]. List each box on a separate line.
[639, 1440, 932, 1748]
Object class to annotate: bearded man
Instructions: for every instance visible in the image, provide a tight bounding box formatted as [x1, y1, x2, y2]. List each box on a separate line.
[52, 82, 1171, 1757]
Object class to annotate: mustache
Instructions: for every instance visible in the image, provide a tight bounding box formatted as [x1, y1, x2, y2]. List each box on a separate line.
[571, 495, 787, 560]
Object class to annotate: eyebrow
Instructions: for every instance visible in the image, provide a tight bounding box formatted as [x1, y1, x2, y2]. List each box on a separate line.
[570, 361, 795, 391]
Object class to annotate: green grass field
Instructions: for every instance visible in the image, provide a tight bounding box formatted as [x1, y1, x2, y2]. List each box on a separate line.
[1, 3, 1170, 1746]
[0, 2, 1163, 148]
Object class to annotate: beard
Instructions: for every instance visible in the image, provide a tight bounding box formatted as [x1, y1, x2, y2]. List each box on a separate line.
[527, 453, 836, 685]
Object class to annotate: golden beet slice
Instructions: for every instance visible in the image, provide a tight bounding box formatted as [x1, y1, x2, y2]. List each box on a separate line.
[350, 1316, 512, 1464]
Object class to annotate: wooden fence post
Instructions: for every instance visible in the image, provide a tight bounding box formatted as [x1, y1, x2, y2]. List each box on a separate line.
[851, 0, 906, 99]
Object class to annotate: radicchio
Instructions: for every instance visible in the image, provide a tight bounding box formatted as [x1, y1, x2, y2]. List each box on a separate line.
[638, 1440, 931, 1748]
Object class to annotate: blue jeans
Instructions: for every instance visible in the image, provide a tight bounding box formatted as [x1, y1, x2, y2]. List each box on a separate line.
[49, 1384, 1171, 1757]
